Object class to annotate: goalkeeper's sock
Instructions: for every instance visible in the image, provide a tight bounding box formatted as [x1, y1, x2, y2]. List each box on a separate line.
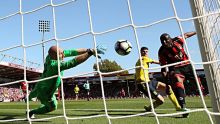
[26, 110, 35, 119]
[167, 85, 181, 110]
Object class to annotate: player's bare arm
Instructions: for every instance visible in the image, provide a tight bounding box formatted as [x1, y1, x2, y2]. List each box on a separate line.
[151, 60, 160, 65]
[75, 48, 88, 55]
[183, 31, 196, 39]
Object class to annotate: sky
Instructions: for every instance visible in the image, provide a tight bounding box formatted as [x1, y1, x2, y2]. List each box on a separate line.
[0, 0, 203, 79]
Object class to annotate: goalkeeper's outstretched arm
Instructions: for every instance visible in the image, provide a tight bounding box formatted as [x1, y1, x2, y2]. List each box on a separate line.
[64, 45, 106, 58]
[63, 48, 87, 58]
[48, 45, 106, 71]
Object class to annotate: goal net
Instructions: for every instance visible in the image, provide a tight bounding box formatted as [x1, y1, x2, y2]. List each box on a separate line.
[0, 0, 219, 124]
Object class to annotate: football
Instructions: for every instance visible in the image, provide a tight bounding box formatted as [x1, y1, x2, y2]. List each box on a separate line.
[114, 40, 132, 56]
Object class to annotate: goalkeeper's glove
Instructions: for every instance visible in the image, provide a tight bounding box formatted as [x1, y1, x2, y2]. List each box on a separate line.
[87, 45, 107, 59]
[96, 45, 107, 54]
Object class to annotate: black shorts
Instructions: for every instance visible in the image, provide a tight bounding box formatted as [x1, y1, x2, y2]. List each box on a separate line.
[137, 79, 159, 99]
[170, 64, 195, 80]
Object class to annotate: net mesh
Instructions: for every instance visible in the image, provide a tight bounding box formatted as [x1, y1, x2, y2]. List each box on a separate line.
[0, 0, 219, 124]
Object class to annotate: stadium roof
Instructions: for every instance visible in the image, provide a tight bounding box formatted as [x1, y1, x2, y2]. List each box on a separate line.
[0, 61, 42, 81]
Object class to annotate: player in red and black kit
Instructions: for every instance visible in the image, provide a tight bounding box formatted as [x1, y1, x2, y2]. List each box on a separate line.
[158, 31, 203, 118]
[20, 81, 27, 102]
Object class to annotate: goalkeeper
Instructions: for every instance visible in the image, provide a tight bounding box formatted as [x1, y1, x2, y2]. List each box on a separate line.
[135, 47, 181, 112]
[28, 45, 106, 118]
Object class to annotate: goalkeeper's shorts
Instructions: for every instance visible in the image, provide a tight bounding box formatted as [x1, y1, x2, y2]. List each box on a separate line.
[38, 92, 58, 111]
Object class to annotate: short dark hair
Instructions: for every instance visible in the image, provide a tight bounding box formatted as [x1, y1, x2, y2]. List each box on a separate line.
[141, 47, 148, 52]
[160, 33, 171, 45]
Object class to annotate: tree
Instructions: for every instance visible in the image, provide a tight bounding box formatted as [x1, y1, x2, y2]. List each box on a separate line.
[93, 59, 128, 74]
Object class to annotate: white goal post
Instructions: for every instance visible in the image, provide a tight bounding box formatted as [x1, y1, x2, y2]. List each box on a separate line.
[189, 0, 220, 123]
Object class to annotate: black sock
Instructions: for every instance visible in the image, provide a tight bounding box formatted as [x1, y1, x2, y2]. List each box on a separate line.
[175, 88, 186, 108]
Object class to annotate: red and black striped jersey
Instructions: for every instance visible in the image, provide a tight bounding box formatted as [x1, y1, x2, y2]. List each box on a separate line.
[158, 36, 189, 66]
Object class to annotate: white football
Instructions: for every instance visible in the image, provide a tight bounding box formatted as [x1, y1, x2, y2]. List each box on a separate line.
[114, 40, 132, 56]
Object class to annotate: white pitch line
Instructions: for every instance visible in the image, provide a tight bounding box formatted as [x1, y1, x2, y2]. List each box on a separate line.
[65, 108, 176, 111]
[0, 108, 203, 111]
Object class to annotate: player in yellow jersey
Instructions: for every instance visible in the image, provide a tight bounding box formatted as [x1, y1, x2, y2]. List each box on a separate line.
[135, 47, 180, 112]
[74, 84, 80, 100]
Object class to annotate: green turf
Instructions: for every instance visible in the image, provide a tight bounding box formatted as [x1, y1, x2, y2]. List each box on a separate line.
[0, 96, 216, 124]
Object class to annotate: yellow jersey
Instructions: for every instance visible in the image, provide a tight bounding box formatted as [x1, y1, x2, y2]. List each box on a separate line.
[135, 56, 154, 83]
[74, 86, 80, 94]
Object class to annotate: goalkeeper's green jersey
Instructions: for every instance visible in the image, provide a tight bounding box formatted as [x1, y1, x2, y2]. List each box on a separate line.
[35, 49, 79, 97]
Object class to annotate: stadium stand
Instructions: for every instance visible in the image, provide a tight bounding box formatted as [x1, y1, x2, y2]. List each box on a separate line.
[63, 69, 208, 100]
[0, 54, 42, 102]
[0, 53, 42, 81]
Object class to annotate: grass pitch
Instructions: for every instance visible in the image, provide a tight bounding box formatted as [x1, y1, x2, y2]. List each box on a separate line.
[0, 96, 215, 124]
